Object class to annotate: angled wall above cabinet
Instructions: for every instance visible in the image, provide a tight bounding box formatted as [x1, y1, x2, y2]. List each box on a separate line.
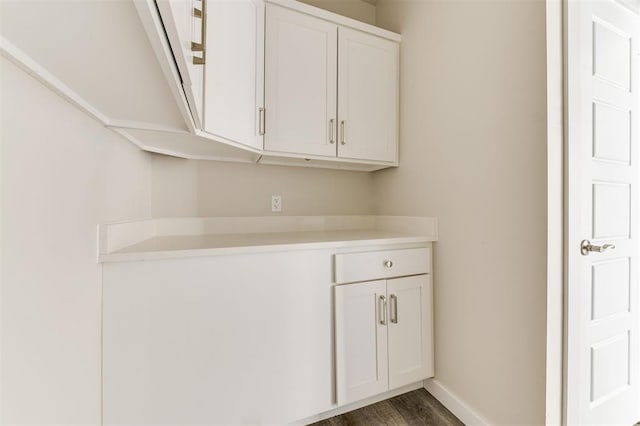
[141, 0, 402, 170]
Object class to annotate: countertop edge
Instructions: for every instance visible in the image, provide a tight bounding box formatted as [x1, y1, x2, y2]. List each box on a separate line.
[98, 216, 438, 263]
[99, 235, 435, 263]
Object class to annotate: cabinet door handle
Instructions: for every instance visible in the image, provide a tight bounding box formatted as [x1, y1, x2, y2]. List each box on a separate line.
[378, 295, 387, 325]
[259, 108, 266, 135]
[329, 119, 335, 144]
[340, 120, 346, 145]
[191, 0, 206, 65]
[390, 294, 398, 324]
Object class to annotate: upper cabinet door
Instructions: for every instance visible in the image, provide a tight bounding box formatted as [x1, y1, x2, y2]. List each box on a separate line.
[337, 27, 398, 163]
[387, 275, 433, 390]
[264, 4, 338, 157]
[203, 0, 264, 150]
[156, 0, 205, 128]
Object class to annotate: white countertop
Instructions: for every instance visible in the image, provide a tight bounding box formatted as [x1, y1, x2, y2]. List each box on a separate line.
[100, 230, 431, 262]
[98, 216, 438, 263]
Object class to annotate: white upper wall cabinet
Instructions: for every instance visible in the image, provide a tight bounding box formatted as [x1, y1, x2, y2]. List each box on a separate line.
[337, 27, 398, 163]
[156, 0, 205, 128]
[141, 0, 401, 170]
[262, 2, 399, 165]
[264, 4, 338, 157]
[203, 0, 265, 150]
[155, 0, 265, 151]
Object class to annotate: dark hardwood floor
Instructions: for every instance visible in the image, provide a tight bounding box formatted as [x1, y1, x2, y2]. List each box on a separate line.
[311, 389, 464, 426]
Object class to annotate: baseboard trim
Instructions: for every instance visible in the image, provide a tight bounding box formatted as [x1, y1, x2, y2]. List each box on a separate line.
[291, 382, 423, 425]
[423, 378, 491, 426]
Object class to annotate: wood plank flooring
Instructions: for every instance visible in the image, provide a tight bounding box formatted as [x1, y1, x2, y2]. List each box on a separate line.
[310, 389, 464, 426]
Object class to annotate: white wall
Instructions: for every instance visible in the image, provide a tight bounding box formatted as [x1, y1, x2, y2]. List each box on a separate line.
[373, 0, 548, 424]
[149, 157, 375, 217]
[0, 58, 153, 425]
[297, 0, 376, 24]
[197, 161, 375, 216]
[151, 155, 199, 217]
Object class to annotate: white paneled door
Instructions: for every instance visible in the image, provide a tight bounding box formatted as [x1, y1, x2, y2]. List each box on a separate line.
[566, 0, 640, 424]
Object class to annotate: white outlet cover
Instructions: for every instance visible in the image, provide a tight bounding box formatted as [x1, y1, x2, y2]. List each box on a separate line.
[271, 195, 282, 212]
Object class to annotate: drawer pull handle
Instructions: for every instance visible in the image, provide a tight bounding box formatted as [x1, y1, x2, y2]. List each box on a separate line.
[378, 295, 387, 325]
[384, 260, 393, 268]
[390, 294, 398, 324]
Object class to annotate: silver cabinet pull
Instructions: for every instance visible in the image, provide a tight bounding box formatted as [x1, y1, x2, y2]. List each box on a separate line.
[383, 260, 393, 268]
[581, 240, 616, 256]
[329, 119, 335, 144]
[390, 294, 398, 324]
[378, 295, 387, 325]
[259, 108, 266, 135]
[191, 0, 206, 65]
[340, 120, 346, 145]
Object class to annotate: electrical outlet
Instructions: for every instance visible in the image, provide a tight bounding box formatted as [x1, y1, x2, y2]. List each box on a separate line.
[271, 195, 282, 212]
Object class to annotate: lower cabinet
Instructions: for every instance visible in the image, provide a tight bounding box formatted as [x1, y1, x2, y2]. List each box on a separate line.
[102, 249, 337, 425]
[102, 243, 434, 424]
[335, 273, 434, 405]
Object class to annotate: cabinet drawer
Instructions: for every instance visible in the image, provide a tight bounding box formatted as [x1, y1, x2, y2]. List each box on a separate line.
[335, 247, 430, 284]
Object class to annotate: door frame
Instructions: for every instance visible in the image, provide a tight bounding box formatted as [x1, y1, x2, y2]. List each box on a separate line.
[545, 1, 564, 424]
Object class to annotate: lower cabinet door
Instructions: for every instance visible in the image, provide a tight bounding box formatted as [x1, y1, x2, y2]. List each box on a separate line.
[387, 275, 434, 389]
[335, 274, 434, 405]
[335, 280, 388, 405]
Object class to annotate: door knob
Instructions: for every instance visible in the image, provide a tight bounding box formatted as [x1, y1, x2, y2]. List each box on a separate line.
[580, 240, 616, 256]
